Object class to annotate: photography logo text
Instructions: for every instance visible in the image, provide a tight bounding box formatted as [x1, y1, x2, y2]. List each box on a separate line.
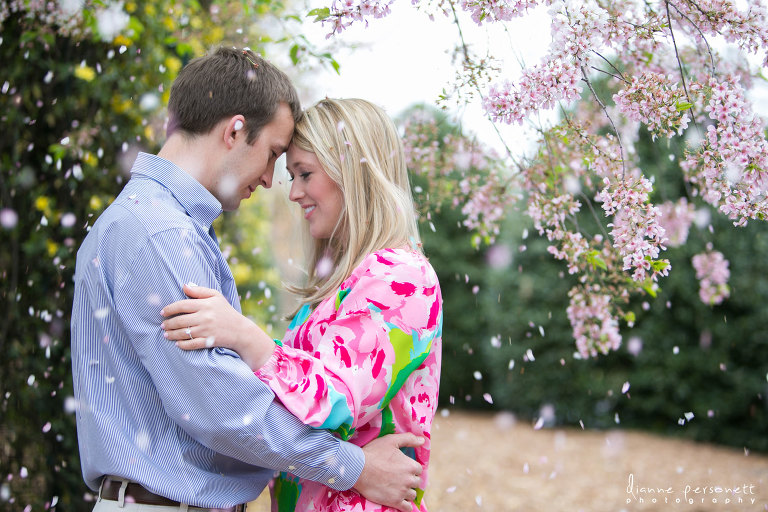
[626, 473, 760, 506]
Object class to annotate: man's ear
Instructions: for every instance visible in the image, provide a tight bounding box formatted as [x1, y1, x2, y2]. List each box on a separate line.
[223, 115, 246, 148]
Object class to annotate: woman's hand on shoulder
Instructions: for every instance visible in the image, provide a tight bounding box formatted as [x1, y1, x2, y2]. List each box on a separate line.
[161, 283, 276, 369]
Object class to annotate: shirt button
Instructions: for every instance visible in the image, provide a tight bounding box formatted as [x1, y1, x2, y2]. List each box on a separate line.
[327, 477, 336, 484]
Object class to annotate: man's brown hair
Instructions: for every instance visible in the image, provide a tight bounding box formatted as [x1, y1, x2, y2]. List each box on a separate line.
[167, 47, 301, 144]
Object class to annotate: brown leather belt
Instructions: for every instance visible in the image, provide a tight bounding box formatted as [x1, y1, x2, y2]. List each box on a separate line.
[101, 477, 246, 512]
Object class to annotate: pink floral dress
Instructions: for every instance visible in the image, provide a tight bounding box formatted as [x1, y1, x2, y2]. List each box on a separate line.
[255, 248, 443, 511]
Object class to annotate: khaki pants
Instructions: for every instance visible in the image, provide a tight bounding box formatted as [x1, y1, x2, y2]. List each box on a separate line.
[93, 478, 247, 512]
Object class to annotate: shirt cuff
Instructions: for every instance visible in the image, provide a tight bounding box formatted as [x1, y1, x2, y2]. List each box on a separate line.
[325, 438, 365, 491]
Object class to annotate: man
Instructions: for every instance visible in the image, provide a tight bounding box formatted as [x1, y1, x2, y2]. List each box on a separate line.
[71, 47, 423, 512]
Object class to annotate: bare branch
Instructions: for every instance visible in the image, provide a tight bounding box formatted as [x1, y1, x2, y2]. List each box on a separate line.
[579, 65, 627, 179]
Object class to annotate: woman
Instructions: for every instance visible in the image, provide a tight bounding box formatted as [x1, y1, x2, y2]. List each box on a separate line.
[161, 98, 443, 512]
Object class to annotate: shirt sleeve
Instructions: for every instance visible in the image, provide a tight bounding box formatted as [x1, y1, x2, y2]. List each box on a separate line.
[255, 253, 442, 437]
[112, 227, 363, 490]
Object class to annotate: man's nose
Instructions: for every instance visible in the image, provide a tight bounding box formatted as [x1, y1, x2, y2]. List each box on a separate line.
[261, 165, 274, 189]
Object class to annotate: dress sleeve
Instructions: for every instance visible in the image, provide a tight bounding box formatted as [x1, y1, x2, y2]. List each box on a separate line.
[255, 252, 442, 437]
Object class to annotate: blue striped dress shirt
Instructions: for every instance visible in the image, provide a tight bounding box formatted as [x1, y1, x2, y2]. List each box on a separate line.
[71, 152, 363, 507]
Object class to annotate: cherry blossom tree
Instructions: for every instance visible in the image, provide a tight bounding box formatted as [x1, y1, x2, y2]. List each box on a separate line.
[313, 0, 768, 357]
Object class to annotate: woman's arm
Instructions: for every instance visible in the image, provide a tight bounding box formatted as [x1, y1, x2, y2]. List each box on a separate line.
[161, 284, 276, 369]
[256, 253, 442, 435]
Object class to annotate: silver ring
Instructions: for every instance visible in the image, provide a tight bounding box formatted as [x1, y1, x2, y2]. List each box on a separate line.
[185, 327, 193, 340]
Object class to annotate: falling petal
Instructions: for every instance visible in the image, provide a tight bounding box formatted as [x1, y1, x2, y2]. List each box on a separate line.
[42, 422, 52, 433]
[473, 371, 482, 381]
[482, 393, 493, 404]
[684, 411, 694, 421]
[533, 417, 544, 430]
[64, 397, 78, 413]
[316, 256, 334, 278]
[0, 208, 18, 229]
[136, 431, 150, 452]
[243, 415, 253, 426]
[487, 244, 512, 269]
[621, 382, 630, 394]
[96, 3, 130, 41]
[60, 212, 76, 228]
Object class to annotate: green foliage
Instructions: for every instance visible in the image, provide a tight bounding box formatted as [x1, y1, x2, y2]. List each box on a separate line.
[409, 102, 767, 452]
[0, 1, 328, 509]
[471, 129, 768, 452]
[402, 105, 497, 409]
[418, 188, 492, 409]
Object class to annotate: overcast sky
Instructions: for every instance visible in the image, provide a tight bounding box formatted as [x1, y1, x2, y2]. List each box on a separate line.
[290, 2, 553, 159]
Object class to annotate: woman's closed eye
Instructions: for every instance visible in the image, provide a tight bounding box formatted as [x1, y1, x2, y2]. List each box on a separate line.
[288, 172, 310, 182]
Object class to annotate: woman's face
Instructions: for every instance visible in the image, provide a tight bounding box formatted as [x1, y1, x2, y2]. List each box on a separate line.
[286, 143, 344, 240]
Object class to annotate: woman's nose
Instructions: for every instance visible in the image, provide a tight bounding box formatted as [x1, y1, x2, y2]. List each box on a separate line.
[288, 181, 302, 202]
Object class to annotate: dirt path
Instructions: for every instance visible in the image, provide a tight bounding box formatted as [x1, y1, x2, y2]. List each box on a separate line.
[249, 411, 768, 511]
[426, 411, 768, 511]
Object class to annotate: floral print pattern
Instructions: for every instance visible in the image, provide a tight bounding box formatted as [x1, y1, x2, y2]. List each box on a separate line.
[255, 248, 443, 511]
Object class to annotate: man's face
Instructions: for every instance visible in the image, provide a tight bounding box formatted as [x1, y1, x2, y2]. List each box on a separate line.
[215, 103, 294, 211]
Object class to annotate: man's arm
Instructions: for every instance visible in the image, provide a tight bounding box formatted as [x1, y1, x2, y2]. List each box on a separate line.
[112, 228, 362, 490]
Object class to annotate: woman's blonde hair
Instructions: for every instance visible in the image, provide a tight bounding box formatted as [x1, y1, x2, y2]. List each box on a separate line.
[288, 98, 421, 312]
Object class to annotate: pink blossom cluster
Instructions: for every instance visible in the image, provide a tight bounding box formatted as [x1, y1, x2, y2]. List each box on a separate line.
[613, 72, 691, 139]
[673, 0, 768, 67]
[318, 0, 768, 356]
[691, 247, 731, 305]
[527, 192, 582, 242]
[460, 170, 516, 243]
[482, 59, 581, 125]
[682, 75, 768, 227]
[567, 285, 622, 358]
[595, 175, 670, 282]
[546, 230, 588, 275]
[658, 198, 696, 248]
[548, 0, 612, 61]
[401, 109, 514, 243]
[402, 112, 441, 178]
[321, 0, 394, 35]
[460, 0, 543, 25]
[481, 1, 626, 126]
[2, 0, 87, 36]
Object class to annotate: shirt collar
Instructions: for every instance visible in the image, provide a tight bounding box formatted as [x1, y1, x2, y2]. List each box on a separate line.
[130, 152, 223, 229]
